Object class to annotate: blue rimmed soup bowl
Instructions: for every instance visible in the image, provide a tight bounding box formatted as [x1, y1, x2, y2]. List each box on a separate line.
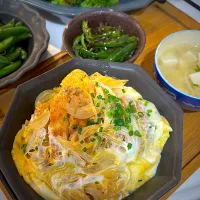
[154, 30, 200, 111]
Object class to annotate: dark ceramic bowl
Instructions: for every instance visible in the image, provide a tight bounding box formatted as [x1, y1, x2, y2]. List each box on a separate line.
[0, 0, 49, 88]
[0, 58, 183, 200]
[63, 10, 146, 63]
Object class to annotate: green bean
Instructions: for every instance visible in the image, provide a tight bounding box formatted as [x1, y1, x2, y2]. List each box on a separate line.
[92, 30, 121, 40]
[13, 33, 32, 44]
[0, 27, 30, 41]
[107, 42, 137, 62]
[7, 45, 16, 54]
[96, 48, 120, 59]
[98, 24, 116, 33]
[73, 35, 81, 47]
[0, 55, 11, 65]
[15, 21, 23, 27]
[128, 36, 137, 43]
[79, 47, 99, 59]
[73, 44, 81, 57]
[81, 34, 87, 49]
[77, 46, 120, 59]
[0, 36, 14, 53]
[0, 19, 15, 30]
[0, 48, 21, 69]
[82, 21, 93, 43]
[20, 49, 28, 60]
[0, 60, 21, 78]
[6, 48, 21, 61]
[94, 35, 129, 48]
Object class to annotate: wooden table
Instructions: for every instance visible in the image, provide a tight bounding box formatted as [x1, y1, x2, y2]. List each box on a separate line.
[0, 1, 200, 200]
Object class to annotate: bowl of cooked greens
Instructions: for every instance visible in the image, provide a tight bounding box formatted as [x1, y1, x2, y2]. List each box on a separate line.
[63, 10, 146, 63]
[19, 0, 154, 17]
[0, 0, 49, 88]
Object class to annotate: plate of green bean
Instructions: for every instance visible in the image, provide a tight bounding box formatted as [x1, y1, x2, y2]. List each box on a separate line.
[0, 0, 49, 88]
[0, 19, 32, 79]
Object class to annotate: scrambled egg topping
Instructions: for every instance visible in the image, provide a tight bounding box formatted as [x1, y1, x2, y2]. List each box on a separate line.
[12, 69, 172, 200]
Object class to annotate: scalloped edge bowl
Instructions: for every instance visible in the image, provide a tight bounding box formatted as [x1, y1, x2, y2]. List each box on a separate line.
[0, 0, 49, 88]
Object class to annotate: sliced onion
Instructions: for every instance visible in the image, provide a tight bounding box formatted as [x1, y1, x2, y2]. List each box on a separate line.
[29, 110, 50, 130]
[84, 186, 103, 200]
[35, 90, 56, 106]
[26, 128, 46, 153]
[66, 103, 96, 119]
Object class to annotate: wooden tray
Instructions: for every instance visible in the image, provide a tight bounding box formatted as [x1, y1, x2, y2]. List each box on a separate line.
[0, 2, 199, 200]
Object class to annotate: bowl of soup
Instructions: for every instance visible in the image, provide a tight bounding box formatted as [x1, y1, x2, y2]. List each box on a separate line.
[154, 30, 200, 111]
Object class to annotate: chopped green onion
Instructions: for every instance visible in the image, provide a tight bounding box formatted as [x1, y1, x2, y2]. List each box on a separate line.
[99, 127, 103, 132]
[127, 143, 132, 150]
[114, 126, 121, 131]
[78, 127, 82, 135]
[128, 125, 133, 131]
[194, 65, 200, 72]
[147, 109, 152, 116]
[138, 112, 144, 118]
[126, 101, 135, 113]
[82, 147, 87, 152]
[104, 88, 109, 94]
[80, 140, 84, 144]
[43, 138, 48, 142]
[144, 101, 148, 106]
[103, 88, 109, 94]
[21, 144, 27, 154]
[135, 116, 139, 120]
[97, 95, 102, 100]
[96, 102, 100, 107]
[95, 181, 99, 184]
[138, 180, 142, 182]
[90, 138, 96, 142]
[106, 109, 113, 119]
[193, 84, 199, 87]
[97, 118, 102, 123]
[86, 120, 95, 126]
[94, 132, 98, 137]
[95, 82, 99, 87]
[61, 116, 66, 122]
[90, 93, 95, 98]
[134, 130, 141, 137]
[97, 113, 101, 117]
[114, 118, 124, 126]
[97, 135, 102, 142]
[125, 115, 131, 124]
[122, 88, 125, 93]
[115, 103, 124, 117]
[149, 126, 152, 128]
[129, 131, 134, 136]
[104, 99, 108, 104]
[35, 146, 38, 151]
[72, 125, 77, 130]
[102, 106, 106, 110]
